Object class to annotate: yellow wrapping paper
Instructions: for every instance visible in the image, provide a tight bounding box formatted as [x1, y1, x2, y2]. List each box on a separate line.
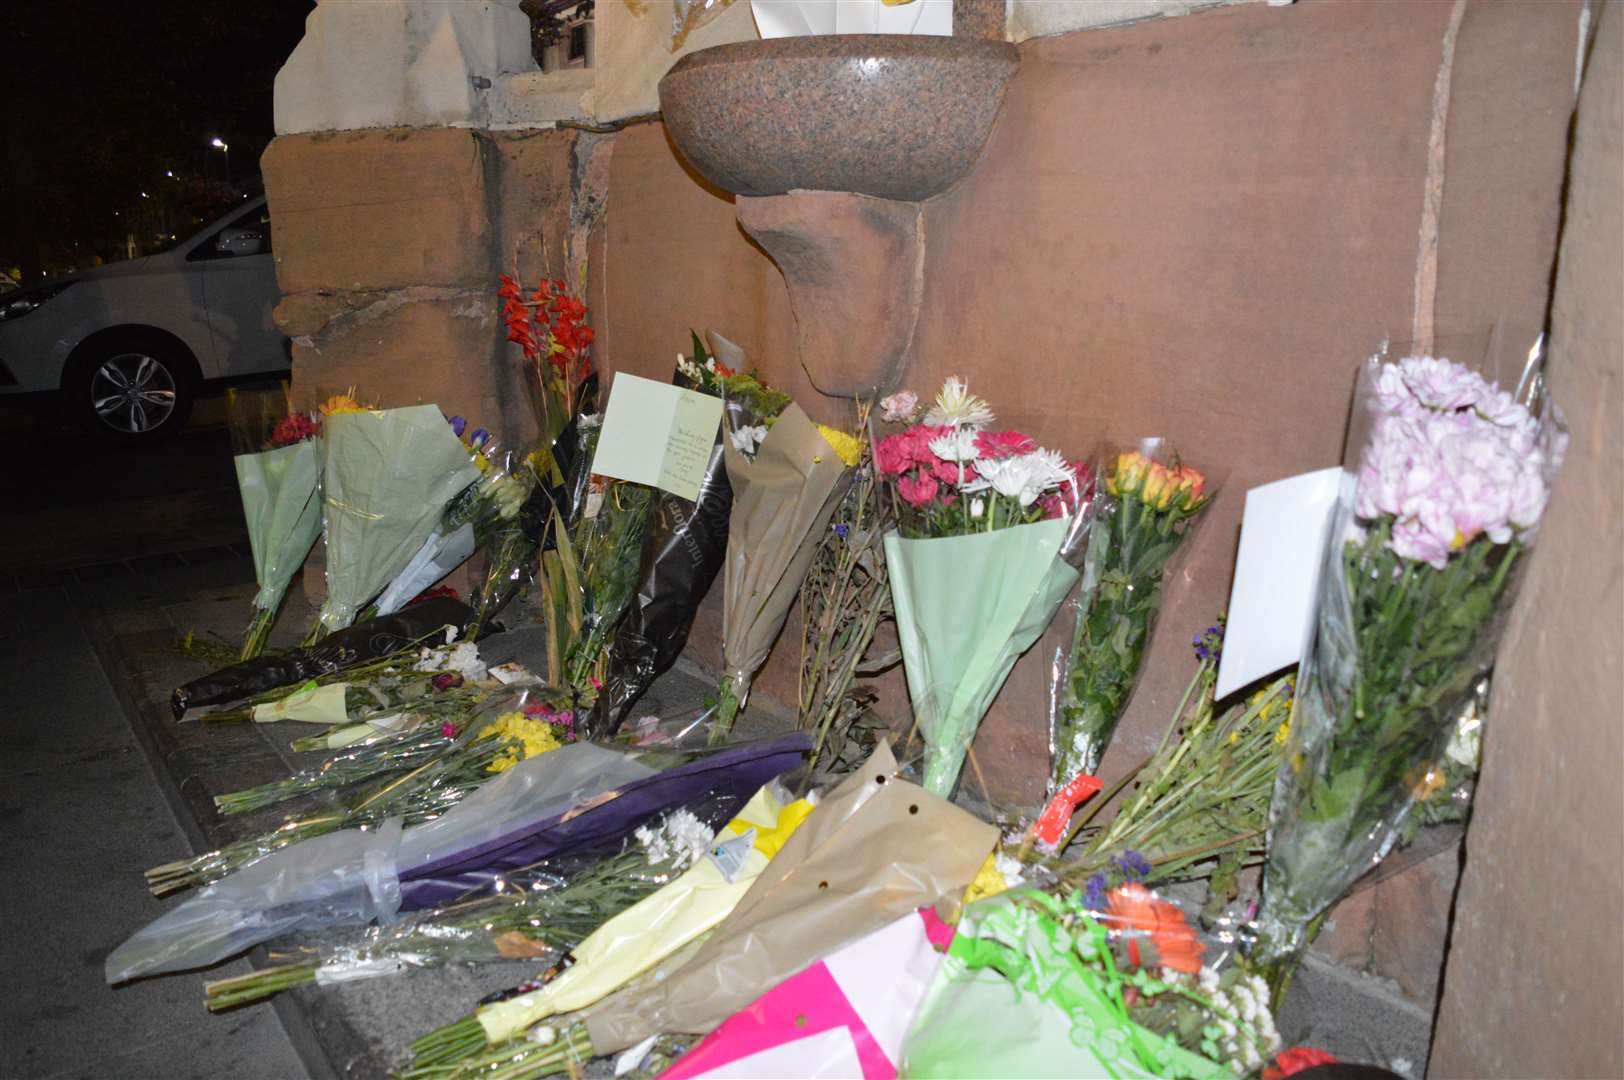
[476, 784, 816, 1044]
[585, 742, 1000, 1052]
[250, 681, 350, 725]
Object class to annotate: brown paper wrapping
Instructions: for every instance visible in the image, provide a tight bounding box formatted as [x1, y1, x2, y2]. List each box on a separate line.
[584, 742, 999, 1052]
[719, 402, 852, 686]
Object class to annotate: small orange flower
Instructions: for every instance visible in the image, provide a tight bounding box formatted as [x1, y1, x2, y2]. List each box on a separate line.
[1104, 883, 1204, 975]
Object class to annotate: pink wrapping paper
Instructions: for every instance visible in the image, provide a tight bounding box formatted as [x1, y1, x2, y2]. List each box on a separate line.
[658, 908, 955, 1080]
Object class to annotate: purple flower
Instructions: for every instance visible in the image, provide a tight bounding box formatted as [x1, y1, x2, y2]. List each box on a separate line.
[833, 523, 850, 541]
[1192, 622, 1224, 662]
[447, 415, 467, 437]
[470, 428, 489, 448]
[1115, 850, 1152, 881]
[1084, 872, 1108, 912]
[1357, 357, 1555, 568]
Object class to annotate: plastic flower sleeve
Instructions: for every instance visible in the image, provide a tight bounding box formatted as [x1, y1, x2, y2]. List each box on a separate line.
[227, 386, 324, 659]
[1249, 352, 1566, 979]
[318, 405, 483, 633]
[900, 887, 1275, 1079]
[1048, 438, 1219, 792]
[886, 517, 1082, 797]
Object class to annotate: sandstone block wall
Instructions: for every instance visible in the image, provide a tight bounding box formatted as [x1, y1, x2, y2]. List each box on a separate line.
[1429, 3, 1624, 1075]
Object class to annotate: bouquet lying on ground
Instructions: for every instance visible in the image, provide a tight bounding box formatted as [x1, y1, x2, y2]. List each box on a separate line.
[902, 885, 1283, 1079]
[1050, 442, 1215, 790]
[876, 379, 1092, 796]
[171, 597, 475, 718]
[316, 396, 483, 635]
[146, 689, 574, 896]
[1249, 353, 1565, 986]
[584, 336, 736, 738]
[710, 341, 861, 742]
[111, 732, 811, 984]
[227, 387, 324, 659]
[403, 740, 997, 1078]
[203, 804, 723, 1010]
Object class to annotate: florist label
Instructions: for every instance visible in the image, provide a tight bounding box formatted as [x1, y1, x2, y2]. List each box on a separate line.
[592, 373, 723, 502]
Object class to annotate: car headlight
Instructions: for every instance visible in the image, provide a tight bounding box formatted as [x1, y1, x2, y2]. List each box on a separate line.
[0, 282, 72, 322]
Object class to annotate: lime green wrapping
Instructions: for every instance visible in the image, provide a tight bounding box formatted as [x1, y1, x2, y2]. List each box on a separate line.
[900, 892, 1234, 1080]
[318, 407, 483, 632]
[235, 439, 323, 613]
[884, 519, 1079, 797]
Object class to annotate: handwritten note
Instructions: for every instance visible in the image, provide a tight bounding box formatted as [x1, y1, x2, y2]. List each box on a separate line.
[591, 373, 723, 502]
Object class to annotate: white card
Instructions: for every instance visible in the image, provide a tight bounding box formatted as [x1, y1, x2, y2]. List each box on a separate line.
[591, 373, 723, 502]
[1215, 467, 1347, 700]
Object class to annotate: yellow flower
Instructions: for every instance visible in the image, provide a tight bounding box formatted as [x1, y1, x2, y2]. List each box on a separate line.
[319, 392, 370, 416]
[815, 424, 863, 468]
[963, 851, 1010, 905]
[1274, 719, 1291, 746]
[1411, 766, 1446, 801]
[479, 711, 565, 773]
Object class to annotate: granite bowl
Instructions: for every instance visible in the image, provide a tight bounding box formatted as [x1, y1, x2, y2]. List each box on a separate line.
[659, 35, 1021, 203]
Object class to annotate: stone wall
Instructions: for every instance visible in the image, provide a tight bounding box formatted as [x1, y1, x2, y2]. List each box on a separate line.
[592, 0, 1583, 807]
[1429, 3, 1624, 1076]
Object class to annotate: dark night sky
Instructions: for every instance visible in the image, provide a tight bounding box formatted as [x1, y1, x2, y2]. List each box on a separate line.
[0, 1, 314, 282]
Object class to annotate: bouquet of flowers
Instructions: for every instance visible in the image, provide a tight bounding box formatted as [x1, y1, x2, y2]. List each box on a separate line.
[709, 347, 861, 742]
[316, 398, 483, 634]
[1049, 441, 1215, 791]
[1053, 624, 1295, 923]
[1249, 354, 1565, 984]
[876, 378, 1091, 796]
[374, 417, 533, 618]
[202, 805, 721, 1010]
[170, 597, 475, 718]
[402, 780, 819, 1074]
[585, 336, 735, 738]
[901, 886, 1283, 1079]
[112, 733, 811, 985]
[226, 387, 324, 659]
[145, 691, 575, 896]
[797, 419, 895, 774]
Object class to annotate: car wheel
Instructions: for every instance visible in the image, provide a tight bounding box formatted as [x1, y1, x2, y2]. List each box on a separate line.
[66, 337, 197, 440]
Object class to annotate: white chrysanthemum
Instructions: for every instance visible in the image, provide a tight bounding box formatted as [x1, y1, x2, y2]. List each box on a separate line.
[964, 448, 1073, 508]
[730, 423, 768, 456]
[637, 808, 716, 869]
[923, 376, 994, 428]
[929, 428, 982, 463]
[970, 497, 986, 519]
[993, 852, 1026, 889]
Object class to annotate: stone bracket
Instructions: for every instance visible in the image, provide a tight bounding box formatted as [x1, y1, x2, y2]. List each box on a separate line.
[736, 191, 924, 402]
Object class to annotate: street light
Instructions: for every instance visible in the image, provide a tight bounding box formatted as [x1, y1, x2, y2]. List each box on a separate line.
[208, 136, 230, 180]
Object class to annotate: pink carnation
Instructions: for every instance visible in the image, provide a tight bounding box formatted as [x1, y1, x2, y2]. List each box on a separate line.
[931, 456, 979, 486]
[896, 471, 940, 508]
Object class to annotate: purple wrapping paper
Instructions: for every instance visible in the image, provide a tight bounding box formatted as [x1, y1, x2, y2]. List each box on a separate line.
[397, 732, 811, 909]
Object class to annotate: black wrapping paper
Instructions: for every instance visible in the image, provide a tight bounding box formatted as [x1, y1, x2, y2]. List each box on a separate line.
[170, 598, 474, 718]
[583, 434, 732, 739]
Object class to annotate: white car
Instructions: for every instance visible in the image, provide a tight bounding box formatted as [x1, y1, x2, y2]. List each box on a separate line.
[0, 196, 287, 439]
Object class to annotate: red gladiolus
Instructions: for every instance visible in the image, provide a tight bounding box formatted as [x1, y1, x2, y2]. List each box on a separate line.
[1262, 1048, 1338, 1080]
